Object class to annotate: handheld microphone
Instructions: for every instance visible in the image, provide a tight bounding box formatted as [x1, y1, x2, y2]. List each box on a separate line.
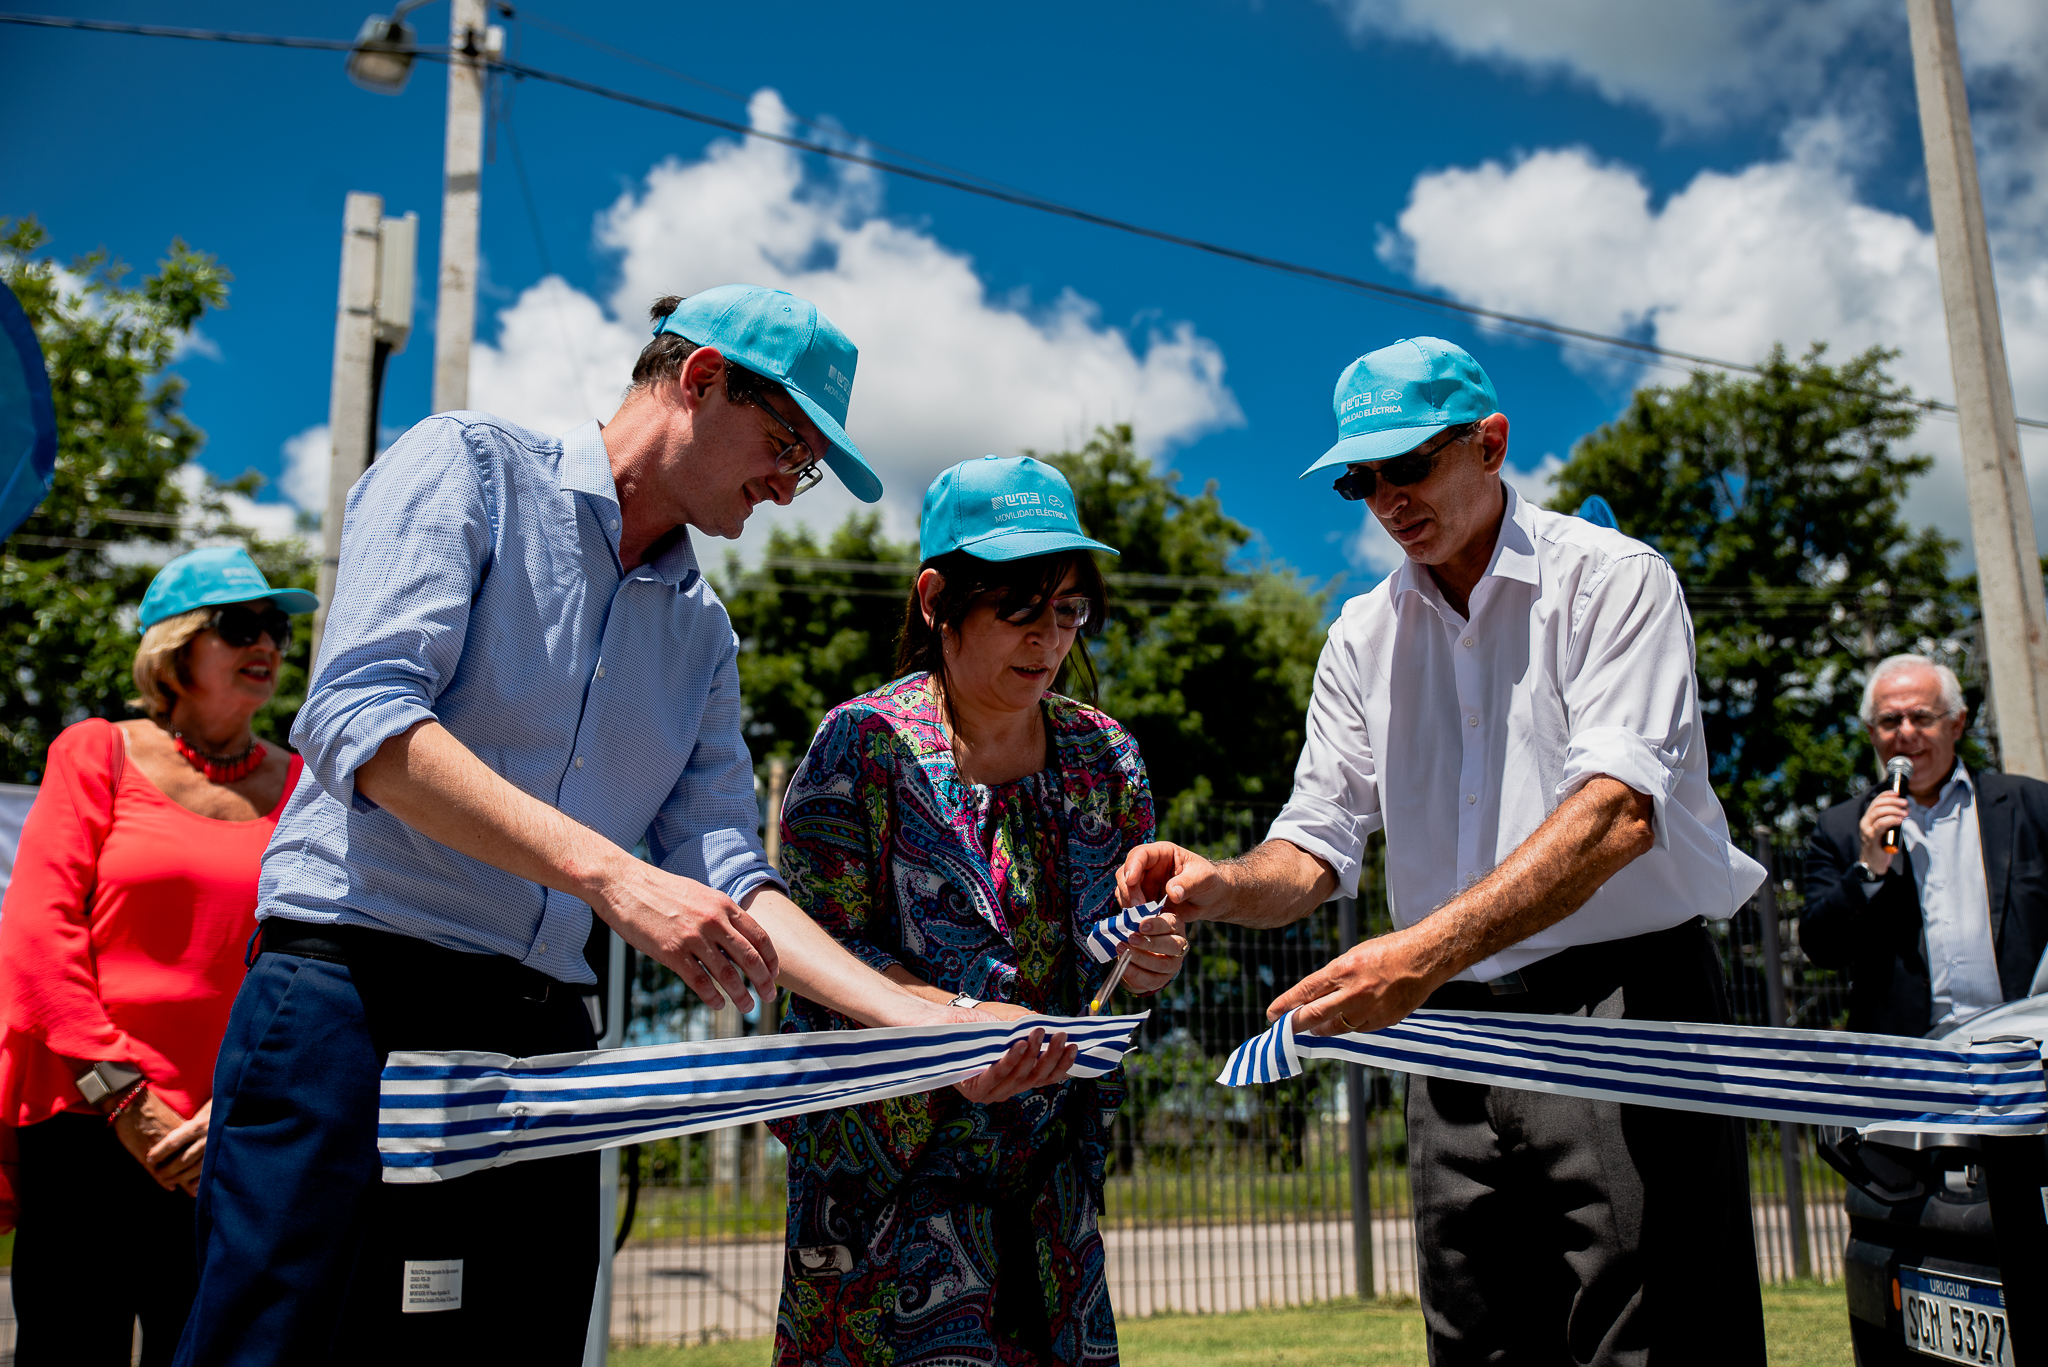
[1882, 756, 1914, 854]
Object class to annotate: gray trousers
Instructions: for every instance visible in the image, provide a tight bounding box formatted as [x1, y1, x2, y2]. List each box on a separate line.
[1408, 920, 1766, 1367]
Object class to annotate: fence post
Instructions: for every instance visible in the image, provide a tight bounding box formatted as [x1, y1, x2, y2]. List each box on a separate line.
[1753, 829, 1812, 1280]
[1338, 894, 1375, 1301]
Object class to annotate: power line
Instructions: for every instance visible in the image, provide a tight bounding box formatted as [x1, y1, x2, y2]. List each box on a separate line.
[8, 9, 2046, 431]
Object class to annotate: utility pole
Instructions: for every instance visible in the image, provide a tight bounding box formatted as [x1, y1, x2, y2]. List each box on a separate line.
[431, 0, 489, 414]
[1907, 0, 2048, 779]
[314, 194, 416, 664]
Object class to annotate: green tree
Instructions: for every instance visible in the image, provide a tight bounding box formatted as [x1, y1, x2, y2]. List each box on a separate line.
[1041, 426, 1329, 816]
[718, 512, 916, 765]
[0, 217, 315, 782]
[1545, 345, 1977, 831]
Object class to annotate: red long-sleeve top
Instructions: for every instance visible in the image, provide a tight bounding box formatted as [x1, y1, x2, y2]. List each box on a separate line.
[0, 718, 301, 1124]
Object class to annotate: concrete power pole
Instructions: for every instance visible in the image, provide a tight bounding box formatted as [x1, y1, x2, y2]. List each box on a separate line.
[313, 194, 416, 666]
[431, 0, 489, 414]
[1907, 0, 2048, 779]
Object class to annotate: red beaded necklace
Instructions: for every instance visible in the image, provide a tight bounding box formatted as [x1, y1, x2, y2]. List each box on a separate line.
[171, 730, 265, 784]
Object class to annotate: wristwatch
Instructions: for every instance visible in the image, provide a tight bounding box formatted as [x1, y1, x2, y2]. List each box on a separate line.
[75, 1060, 143, 1106]
[1852, 861, 1884, 884]
[948, 993, 981, 1010]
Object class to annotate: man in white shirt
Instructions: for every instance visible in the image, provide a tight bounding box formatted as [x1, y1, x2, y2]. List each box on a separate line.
[1119, 337, 1769, 1364]
[1802, 654, 2048, 1036]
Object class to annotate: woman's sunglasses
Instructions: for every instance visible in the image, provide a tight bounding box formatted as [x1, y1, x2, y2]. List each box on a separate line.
[210, 603, 293, 652]
[997, 594, 1093, 631]
[1331, 423, 1477, 502]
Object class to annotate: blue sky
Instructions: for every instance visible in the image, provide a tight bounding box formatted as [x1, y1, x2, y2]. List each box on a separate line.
[7, 0, 2047, 590]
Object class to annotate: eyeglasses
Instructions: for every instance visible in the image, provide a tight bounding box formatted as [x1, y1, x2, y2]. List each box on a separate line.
[1331, 423, 1476, 502]
[997, 594, 1093, 631]
[1871, 709, 1950, 733]
[210, 603, 292, 652]
[744, 395, 823, 497]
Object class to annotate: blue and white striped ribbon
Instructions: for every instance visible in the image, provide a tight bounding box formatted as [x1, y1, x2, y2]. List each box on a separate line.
[1219, 1010, 2048, 1137]
[378, 1011, 1147, 1183]
[1083, 902, 1159, 965]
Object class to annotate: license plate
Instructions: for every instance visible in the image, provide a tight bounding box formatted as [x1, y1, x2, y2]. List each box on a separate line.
[1900, 1266, 2009, 1365]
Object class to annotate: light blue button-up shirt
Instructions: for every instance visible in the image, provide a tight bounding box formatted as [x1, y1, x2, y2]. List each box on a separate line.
[260, 413, 782, 986]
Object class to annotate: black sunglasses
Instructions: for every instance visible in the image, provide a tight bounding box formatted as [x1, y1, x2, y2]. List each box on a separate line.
[210, 603, 293, 651]
[1331, 423, 1478, 502]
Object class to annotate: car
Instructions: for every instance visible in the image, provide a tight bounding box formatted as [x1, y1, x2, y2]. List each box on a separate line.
[1819, 995, 2048, 1366]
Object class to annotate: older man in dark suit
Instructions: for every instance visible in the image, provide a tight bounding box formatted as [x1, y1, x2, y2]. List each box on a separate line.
[1804, 654, 2048, 1036]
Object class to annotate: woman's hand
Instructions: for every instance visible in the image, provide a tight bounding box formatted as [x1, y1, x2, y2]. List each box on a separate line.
[1119, 909, 1190, 995]
[954, 1028, 1077, 1104]
[147, 1098, 212, 1195]
[111, 1090, 197, 1193]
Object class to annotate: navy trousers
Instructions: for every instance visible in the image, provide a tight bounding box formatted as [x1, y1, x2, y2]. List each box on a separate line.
[172, 935, 598, 1367]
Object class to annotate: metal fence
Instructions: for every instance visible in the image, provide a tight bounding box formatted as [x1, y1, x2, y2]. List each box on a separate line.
[606, 818, 1855, 1349]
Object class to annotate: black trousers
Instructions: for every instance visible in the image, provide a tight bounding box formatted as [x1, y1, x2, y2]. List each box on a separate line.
[173, 923, 599, 1367]
[1408, 920, 1767, 1367]
[13, 1110, 199, 1366]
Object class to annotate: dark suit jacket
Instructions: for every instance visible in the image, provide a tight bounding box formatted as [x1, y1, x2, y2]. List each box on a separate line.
[1802, 768, 2048, 1036]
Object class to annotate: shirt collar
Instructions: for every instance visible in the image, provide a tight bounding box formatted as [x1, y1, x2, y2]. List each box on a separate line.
[1912, 759, 1973, 810]
[1388, 480, 1540, 606]
[560, 419, 700, 588]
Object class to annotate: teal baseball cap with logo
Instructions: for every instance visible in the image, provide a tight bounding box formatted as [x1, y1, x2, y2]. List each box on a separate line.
[653, 284, 882, 503]
[138, 545, 319, 631]
[1299, 336, 1500, 479]
[919, 455, 1120, 563]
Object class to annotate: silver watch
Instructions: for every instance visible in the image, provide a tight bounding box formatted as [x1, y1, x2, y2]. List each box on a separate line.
[75, 1060, 143, 1106]
[1852, 860, 1884, 884]
[948, 993, 981, 1010]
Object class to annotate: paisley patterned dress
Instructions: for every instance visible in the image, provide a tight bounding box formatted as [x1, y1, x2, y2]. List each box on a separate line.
[770, 673, 1154, 1367]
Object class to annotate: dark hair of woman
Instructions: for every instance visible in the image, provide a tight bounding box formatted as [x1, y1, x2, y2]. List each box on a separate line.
[896, 548, 1108, 702]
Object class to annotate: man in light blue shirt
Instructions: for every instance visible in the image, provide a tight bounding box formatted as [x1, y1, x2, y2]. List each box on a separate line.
[177, 287, 1069, 1367]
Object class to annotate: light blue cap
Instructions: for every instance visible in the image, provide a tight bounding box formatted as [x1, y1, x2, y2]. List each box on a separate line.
[1299, 336, 1499, 479]
[919, 455, 1119, 563]
[654, 284, 880, 503]
[138, 546, 318, 630]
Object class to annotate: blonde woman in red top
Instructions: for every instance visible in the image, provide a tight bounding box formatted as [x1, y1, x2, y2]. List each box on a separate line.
[0, 547, 313, 1367]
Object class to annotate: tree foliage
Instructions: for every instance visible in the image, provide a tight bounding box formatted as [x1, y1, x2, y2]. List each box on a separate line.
[714, 426, 1332, 817]
[1545, 345, 1978, 831]
[0, 217, 315, 781]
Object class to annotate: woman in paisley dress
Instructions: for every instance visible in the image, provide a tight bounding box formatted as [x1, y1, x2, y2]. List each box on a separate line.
[770, 455, 1189, 1367]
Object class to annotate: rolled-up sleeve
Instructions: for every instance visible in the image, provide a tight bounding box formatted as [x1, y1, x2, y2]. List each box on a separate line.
[289, 419, 494, 812]
[646, 631, 783, 903]
[1556, 552, 1697, 850]
[1267, 626, 1383, 897]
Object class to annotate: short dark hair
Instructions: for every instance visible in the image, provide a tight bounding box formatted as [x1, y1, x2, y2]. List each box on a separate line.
[896, 548, 1107, 702]
[633, 294, 789, 408]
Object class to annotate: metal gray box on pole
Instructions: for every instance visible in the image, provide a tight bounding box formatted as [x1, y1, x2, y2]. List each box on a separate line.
[1907, 0, 2048, 780]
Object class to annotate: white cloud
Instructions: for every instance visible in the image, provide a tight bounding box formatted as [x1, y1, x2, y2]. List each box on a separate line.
[1375, 134, 2048, 570]
[280, 424, 331, 518]
[1320, 0, 1891, 128]
[466, 89, 1243, 561]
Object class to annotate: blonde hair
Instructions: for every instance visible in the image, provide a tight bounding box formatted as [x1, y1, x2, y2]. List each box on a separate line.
[130, 607, 213, 719]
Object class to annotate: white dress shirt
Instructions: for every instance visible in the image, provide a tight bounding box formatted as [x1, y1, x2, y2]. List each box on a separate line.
[1269, 483, 1766, 982]
[1862, 762, 1999, 1025]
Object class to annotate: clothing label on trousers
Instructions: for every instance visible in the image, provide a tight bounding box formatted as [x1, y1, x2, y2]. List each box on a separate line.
[402, 1259, 463, 1313]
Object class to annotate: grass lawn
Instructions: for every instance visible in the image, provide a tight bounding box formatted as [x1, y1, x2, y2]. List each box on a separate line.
[609, 1282, 1853, 1367]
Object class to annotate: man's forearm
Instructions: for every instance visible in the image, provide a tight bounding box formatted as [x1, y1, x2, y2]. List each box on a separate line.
[739, 887, 943, 1029]
[1404, 776, 1654, 982]
[354, 720, 635, 907]
[1209, 840, 1340, 930]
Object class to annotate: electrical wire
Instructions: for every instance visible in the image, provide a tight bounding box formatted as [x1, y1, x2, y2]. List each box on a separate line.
[6, 9, 2045, 430]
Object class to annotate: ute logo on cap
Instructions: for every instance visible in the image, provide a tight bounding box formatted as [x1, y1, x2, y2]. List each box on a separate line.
[990, 492, 1043, 510]
[827, 364, 851, 397]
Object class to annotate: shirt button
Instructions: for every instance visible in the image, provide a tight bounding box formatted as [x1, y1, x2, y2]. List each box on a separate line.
[536, 942, 548, 956]
[609, 519, 620, 532]
[1468, 716, 1479, 727]
[595, 665, 606, 679]
[1462, 636, 1474, 648]
[1467, 793, 1477, 804]
[573, 756, 584, 769]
